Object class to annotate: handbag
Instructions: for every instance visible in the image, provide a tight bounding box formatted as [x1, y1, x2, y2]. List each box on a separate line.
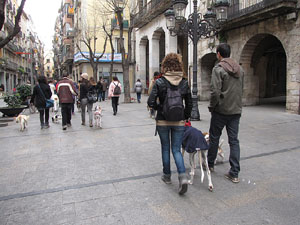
[38, 85, 54, 108]
[87, 91, 97, 103]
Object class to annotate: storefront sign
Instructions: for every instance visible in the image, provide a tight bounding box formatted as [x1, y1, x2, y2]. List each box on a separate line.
[74, 52, 123, 63]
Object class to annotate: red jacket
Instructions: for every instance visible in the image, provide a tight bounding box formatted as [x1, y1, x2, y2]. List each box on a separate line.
[57, 78, 78, 103]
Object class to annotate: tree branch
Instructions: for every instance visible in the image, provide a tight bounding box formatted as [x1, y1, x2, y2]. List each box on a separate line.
[0, 0, 26, 49]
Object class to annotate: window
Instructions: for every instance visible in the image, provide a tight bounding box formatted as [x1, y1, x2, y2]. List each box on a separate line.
[47, 59, 50, 63]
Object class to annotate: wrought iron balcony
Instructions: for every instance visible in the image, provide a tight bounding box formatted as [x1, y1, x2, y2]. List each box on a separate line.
[66, 28, 75, 37]
[133, 0, 172, 28]
[111, 19, 129, 29]
[6, 60, 18, 71]
[222, 0, 298, 31]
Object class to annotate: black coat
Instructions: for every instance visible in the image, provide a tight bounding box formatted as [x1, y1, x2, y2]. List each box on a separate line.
[31, 83, 52, 109]
[80, 83, 97, 100]
[182, 126, 209, 153]
[147, 77, 192, 121]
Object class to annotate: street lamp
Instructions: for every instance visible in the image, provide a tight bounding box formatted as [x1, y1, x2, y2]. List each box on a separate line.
[165, 0, 229, 120]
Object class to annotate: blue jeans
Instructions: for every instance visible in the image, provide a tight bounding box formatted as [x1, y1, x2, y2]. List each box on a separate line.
[136, 92, 141, 102]
[157, 126, 186, 175]
[98, 92, 102, 101]
[207, 112, 241, 177]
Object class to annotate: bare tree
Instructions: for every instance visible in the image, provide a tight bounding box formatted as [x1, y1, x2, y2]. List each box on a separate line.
[102, 22, 115, 82]
[0, 0, 26, 49]
[95, 0, 137, 103]
[76, 2, 108, 81]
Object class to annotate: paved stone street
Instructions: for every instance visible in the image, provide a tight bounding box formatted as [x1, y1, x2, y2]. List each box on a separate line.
[0, 95, 300, 225]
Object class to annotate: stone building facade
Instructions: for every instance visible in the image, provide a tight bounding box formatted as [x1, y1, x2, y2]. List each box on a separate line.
[198, 0, 300, 114]
[134, 0, 300, 114]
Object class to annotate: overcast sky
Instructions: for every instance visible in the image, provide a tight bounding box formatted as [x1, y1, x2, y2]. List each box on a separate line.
[24, 0, 62, 51]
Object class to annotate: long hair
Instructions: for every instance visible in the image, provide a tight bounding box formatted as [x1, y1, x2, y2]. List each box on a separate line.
[37, 76, 47, 84]
[89, 77, 96, 86]
[161, 53, 184, 73]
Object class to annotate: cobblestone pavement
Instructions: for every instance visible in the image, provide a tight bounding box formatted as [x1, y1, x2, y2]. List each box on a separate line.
[0, 96, 300, 225]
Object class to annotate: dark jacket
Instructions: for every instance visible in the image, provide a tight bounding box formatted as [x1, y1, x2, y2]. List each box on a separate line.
[147, 72, 192, 124]
[209, 58, 244, 115]
[96, 81, 103, 93]
[182, 126, 208, 153]
[57, 78, 77, 103]
[31, 83, 52, 109]
[80, 83, 97, 100]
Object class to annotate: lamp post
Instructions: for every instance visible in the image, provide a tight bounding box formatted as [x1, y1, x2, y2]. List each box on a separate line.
[165, 0, 229, 121]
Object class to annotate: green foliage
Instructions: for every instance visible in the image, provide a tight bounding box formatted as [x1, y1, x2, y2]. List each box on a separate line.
[3, 93, 22, 108]
[18, 67, 25, 74]
[16, 84, 31, 101]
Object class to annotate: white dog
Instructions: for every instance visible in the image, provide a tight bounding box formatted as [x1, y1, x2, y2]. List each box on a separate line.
[51, 94, 59, 112]
[15, 114, 30, 131]
[52, 113, 62, 123]
[94, 105, 102, 128]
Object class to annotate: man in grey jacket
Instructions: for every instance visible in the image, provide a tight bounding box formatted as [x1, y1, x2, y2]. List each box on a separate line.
[207, 43, 244, 183]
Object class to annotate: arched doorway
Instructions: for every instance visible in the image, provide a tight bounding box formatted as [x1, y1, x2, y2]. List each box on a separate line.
[200, 53, 217, 100]
[240, 34, 287, 106]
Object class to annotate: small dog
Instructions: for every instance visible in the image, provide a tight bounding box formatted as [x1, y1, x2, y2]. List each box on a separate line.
[52, 94, 59, 112]
[147, 106, 156, 119]
[76, 99, 81, 112]
[15, 114, 30, 131]
[94, 105, 102, 128]
[52, 114, 62, 123]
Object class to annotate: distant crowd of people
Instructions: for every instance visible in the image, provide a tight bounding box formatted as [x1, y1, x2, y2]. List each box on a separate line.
[30, 73, 121, 130]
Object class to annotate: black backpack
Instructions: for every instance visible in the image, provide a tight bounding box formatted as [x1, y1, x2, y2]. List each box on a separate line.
[113, 83, 121, 95]
[162, 79, 184, 121]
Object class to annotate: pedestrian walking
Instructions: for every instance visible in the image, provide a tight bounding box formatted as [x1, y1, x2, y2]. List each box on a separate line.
[57, 74, 78, 130]
[134, 79, 143, 103]
[207, 43, 244, 183]
[79, 73, 97, 127]
[30, 76, 52, 129]
[96, 78, 103, 102]
[108, 76, 122, 115]
[101, 78, 108, 101]
[148, 71, 162, 118]
[147, 53, 192, 195]
[71, 80, 79, 115]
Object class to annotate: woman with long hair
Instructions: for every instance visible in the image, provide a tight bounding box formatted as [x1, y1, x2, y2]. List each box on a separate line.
[79, 74, 97, 127]
[31, 76, 52, 129]
[147, 53, 192, 195]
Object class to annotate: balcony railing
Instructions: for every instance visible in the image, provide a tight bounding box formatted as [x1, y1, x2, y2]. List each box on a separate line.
[111, 19, 129, 29]
[6, 60, 18, 71]
[133, 0, 172, 28]
[224, 0, 298, 30]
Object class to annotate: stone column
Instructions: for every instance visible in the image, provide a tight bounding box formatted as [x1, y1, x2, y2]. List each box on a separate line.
[149, 33, 160, 79]
[137, 39, 147, 84]
[164, 29, 177, 54]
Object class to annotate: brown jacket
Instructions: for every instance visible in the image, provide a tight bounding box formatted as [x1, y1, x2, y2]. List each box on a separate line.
[57, 78, 78, 103]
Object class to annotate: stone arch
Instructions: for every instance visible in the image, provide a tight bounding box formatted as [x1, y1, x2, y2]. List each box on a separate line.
[200, 53, 217, 101]
[239, 33, 287, 106]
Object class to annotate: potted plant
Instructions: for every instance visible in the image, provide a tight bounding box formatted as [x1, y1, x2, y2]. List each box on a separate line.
[16, 84, 32, 105]
[0, 93, 27, 117]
